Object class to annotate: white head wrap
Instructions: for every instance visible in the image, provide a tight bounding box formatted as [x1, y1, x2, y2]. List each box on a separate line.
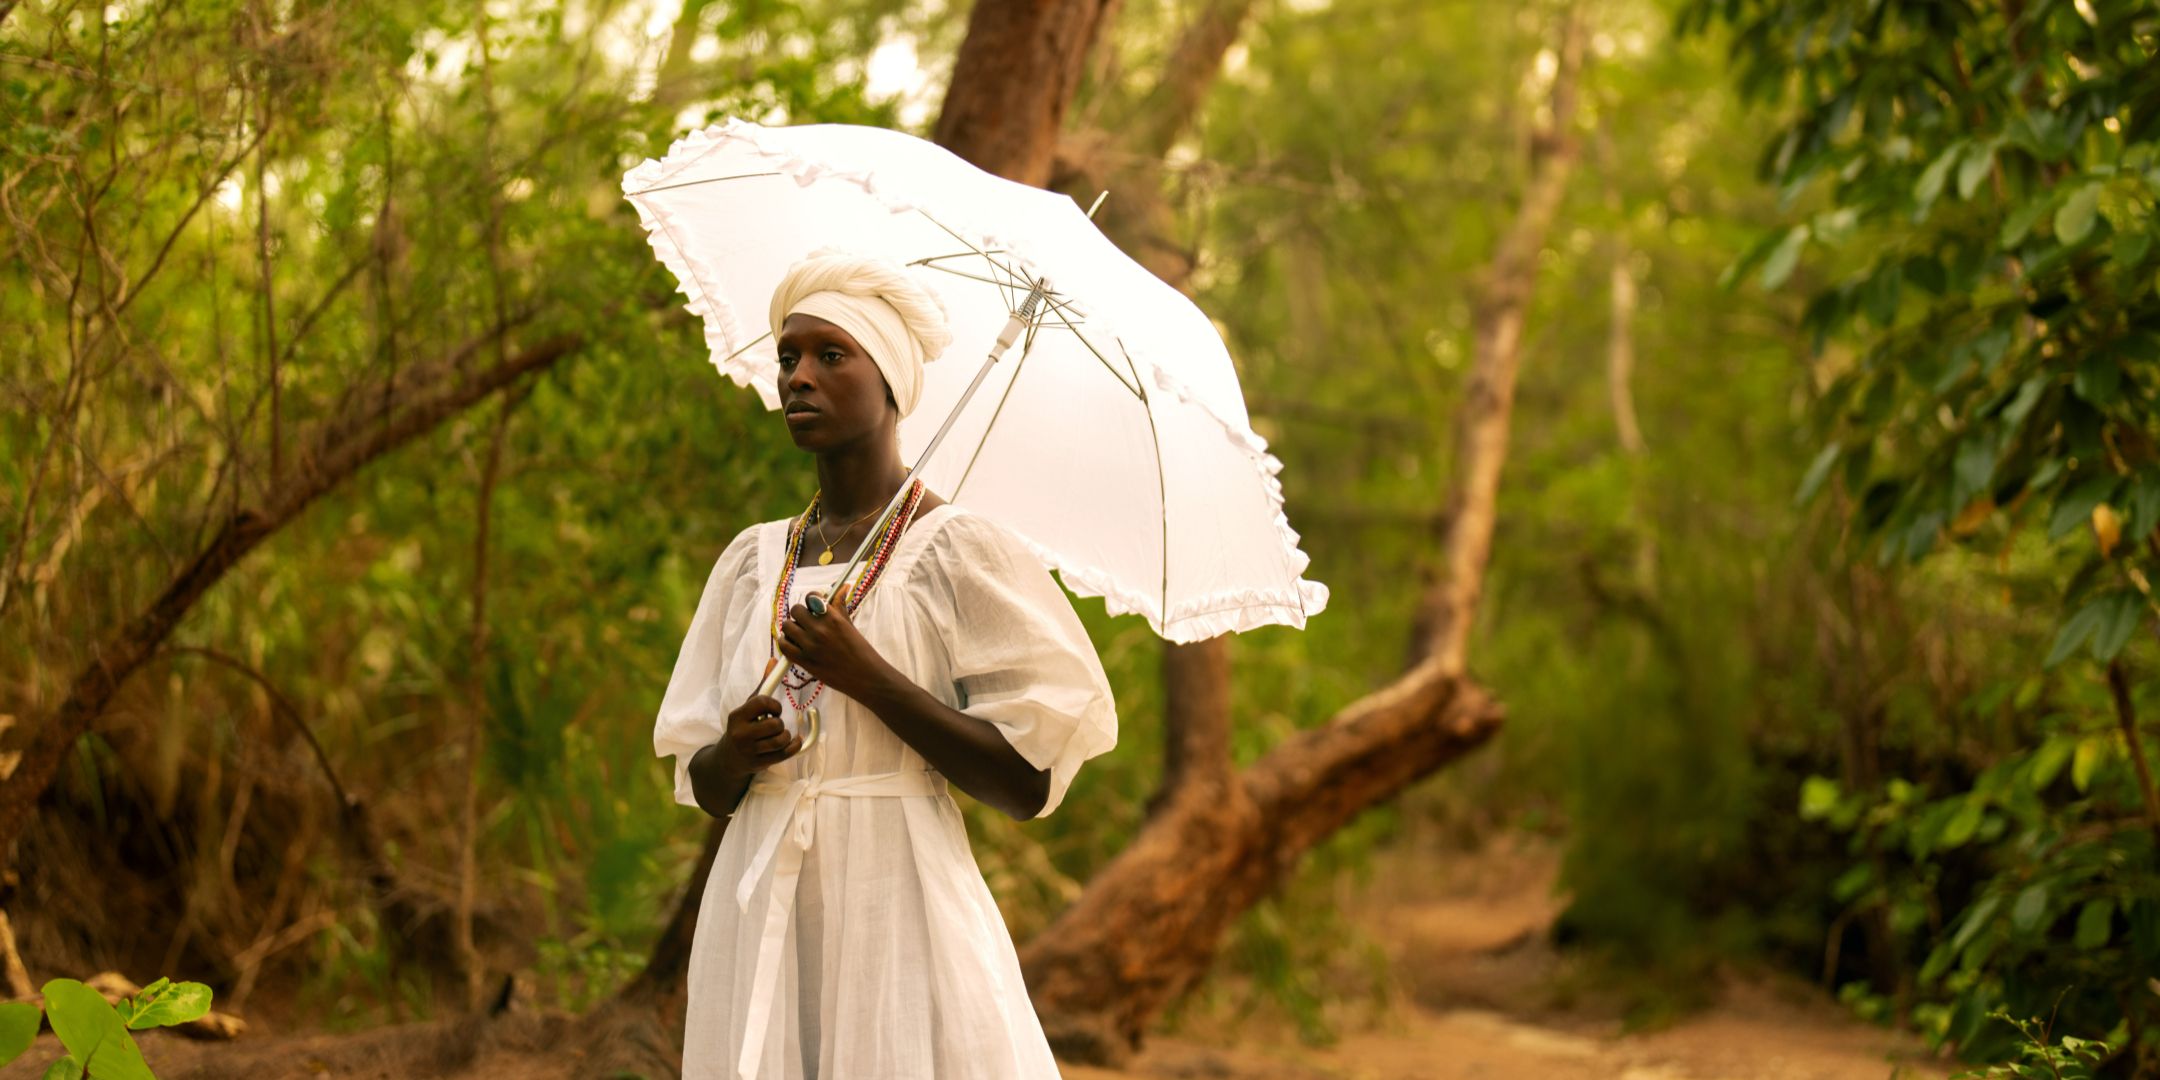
[768, 251, 952, 418]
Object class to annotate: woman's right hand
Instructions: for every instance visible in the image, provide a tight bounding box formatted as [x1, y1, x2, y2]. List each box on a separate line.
[686, 694, 801, 818]
[714, 693, 801, 776]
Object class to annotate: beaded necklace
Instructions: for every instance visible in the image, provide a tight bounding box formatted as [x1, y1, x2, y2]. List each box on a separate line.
[770, 479, 926, 714]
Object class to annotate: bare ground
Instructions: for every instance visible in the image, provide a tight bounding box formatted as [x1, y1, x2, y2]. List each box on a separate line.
[5, 835, 1950, 1080]
[1071, 834, 1949, 1080]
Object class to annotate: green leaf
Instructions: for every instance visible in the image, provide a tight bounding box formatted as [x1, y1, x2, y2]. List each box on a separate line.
[1720, 226, 1791, 290]
[2028, 736, 2076, 789]
[2013, 677, 2043, 710]
[1953, 436, 1997, 505]
[2055, 184, 2100, 245]
[1902, 509, 1943, 561]
[1861, 264, 1903, 327]
[1919, 940, 1957, 984]
[1907, 798, 1954, 858]
[2088, 591, 2144, 662]
[2074, 899, 2115, 949]
[2073, 355, 2121, 404]
[2048, 474, 2118, 540]
[124, 981, 211, 1030]
[40, 980, 151, 1080]
[1798, 775, 1843, 820]
[2124, 471, 2160, 541]
[0, 1001, 38, 1067]
[1915, 141, 1963, 208]
[2072, 736, 2109, 793]
[1940, 796, 1985, 848]
[1930, 353, 1975, 394]
[2001, 376, 2046, 426]
[1795, 444, 1840, 507]
[1950, 894, 2001, 952]
[1830, 862, 1874, 903]
[2047, 596, 2111, 667]
[42, 1055, 82, 1080]
[2115, 228, 2153, 269]
[1720, 226, 1789, 290]
[1761, 225, 1810, 289]
[2010, 883, 2050, 932]
[1973, 328, 2014, 374]
[2000, 198, 2050, 248]
[1957, 140, 1996, 199]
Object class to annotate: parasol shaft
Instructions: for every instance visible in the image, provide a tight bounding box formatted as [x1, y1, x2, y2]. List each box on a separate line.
[758, 289, 1044, 708]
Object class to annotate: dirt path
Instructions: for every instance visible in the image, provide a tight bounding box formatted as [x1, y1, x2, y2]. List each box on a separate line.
[1070, 835, 1948, 1080]
[1068, 979, 1946, 1080]
[4, 836, 1949, 1079]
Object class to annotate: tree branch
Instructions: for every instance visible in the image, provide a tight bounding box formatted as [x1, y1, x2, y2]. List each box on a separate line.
[2106, 659, 2160, 849]
[161, 645, 352, 811]
[0, 323, 586, 865]
[1409, 7, 1586, 670]
[1124, 0, 1255, 161]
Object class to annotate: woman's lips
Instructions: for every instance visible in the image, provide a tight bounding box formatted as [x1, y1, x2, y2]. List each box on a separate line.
[784, 406, 819, 426]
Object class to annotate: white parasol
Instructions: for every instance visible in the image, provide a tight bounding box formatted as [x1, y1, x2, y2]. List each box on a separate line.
[622, 119, 1327, 652]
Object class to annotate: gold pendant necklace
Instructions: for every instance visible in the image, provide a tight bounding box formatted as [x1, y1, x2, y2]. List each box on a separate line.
[812, 499, 884, 566]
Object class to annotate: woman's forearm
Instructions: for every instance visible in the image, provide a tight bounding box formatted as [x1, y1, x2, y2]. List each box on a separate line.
[688, 743, 755, 820]
[854, 663, 1050, 820]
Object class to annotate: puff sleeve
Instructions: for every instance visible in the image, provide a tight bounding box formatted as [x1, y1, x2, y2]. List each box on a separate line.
[653, 526, 763, 808]
[913, 514, 1118, 818]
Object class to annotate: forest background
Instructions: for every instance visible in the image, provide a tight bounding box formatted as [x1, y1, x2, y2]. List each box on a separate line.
[4, 0, 2158, 1076]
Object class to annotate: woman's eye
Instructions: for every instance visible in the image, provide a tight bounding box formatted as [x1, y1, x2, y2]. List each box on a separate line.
[821, 350, 843, 364]
[778, 354, 797, 368]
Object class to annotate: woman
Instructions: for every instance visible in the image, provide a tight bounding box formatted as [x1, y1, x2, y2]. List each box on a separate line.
[653, 252, 1118, 1079]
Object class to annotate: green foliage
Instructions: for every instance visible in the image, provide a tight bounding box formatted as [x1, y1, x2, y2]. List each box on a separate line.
[1951, 1011, 2119, 1080]
[1801, 721, 2158, 1058]
[2, 0, 920, 1026]
[1694, 0, 2160, 1066]
[0, 1003, 40, 1066]
[19, 979, 160, 1080]
[0, 977, 217, 1078]
[1688, 0, 2160, 633]
[113, 979, 213, 1032]
[1190, 0, 1809, 1006]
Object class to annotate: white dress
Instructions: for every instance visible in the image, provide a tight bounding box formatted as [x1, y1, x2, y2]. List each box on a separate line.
[652, 503, 1118, 1080]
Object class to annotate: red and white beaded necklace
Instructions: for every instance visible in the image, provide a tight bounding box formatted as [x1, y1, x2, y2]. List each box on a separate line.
[769, 479, 926, 714]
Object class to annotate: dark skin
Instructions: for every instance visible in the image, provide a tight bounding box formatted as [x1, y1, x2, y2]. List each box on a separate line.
[685, 312, 1054, 822]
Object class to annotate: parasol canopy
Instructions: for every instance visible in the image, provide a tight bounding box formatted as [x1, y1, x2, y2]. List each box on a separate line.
[622, 118, 1327, 643]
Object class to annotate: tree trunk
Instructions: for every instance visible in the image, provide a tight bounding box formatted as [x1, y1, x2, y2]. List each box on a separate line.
[1157, 638, 1234, 801]
[1407, 12, 1586, 670]
[1024, 663, 1501, 1057]
[0, 325, 582, 865]
[934, 0, 1118, 188]
[619, 815, 729, 1011]
[1025, 10, 1585, 1060]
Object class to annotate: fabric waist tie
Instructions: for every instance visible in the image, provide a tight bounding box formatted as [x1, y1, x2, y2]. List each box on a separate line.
[732, 769, 948, 1080]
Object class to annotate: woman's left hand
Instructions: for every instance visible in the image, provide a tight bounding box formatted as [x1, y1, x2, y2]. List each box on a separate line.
[777, 592, 894, 700]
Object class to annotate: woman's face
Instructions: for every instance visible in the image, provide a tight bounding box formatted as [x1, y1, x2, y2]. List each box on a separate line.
[776, 313, 897, 452]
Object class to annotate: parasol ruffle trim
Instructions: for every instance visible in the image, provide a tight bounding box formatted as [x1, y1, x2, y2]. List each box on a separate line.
[623, 120, 1330, 641]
